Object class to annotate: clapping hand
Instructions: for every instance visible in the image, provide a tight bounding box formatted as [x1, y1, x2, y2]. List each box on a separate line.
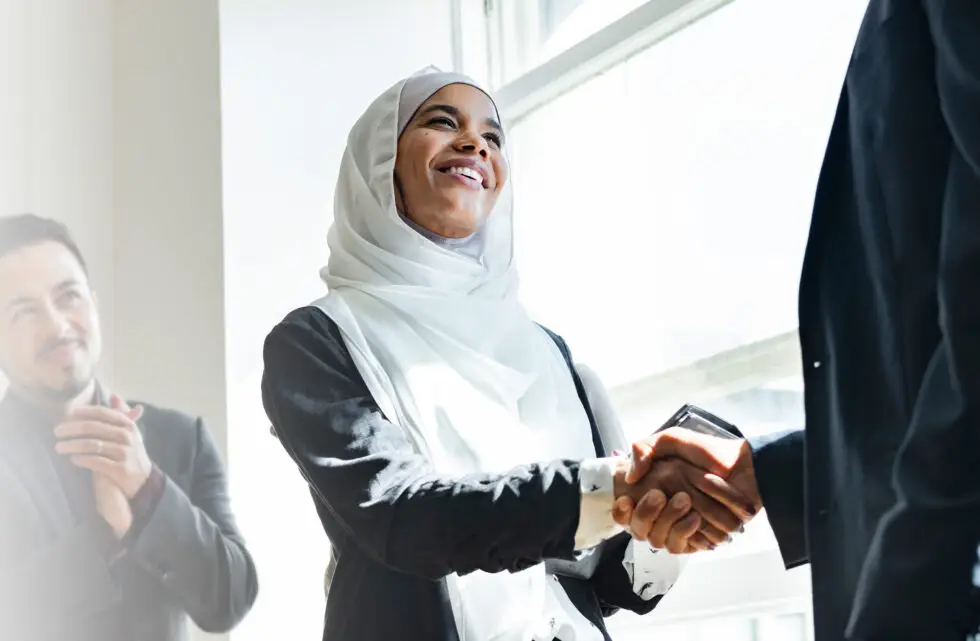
[55, 393, 151, 498]
[55, 394, 151, 539]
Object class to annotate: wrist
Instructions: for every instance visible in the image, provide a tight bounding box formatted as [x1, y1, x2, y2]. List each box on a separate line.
[575, 457, 628, 550]
[126, 467, 153, 499]
[106, 510, 133, 540]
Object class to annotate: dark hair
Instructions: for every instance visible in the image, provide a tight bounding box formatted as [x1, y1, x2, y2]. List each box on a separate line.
[0, 214, 88, 274]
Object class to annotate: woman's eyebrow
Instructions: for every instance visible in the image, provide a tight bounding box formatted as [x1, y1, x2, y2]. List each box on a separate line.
[419, 104, 458, 118]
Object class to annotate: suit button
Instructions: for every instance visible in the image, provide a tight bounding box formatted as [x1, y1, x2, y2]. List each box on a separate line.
[813, 361, 822, 369]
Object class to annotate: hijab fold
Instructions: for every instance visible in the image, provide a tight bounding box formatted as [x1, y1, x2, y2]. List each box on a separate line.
[313, 66, 597, 641]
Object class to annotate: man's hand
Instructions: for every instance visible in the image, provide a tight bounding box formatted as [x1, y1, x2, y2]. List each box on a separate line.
[629, 428, 763, 523]
[55, 394, 152, 498]
[611, 452, 757, 552]
[93, 472, 133, 539]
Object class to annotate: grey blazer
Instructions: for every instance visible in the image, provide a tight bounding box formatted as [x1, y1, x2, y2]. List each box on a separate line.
[0, 393, 258, 641]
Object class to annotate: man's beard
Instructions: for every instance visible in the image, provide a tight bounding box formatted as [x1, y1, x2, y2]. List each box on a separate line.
[35, 370, 94, 403]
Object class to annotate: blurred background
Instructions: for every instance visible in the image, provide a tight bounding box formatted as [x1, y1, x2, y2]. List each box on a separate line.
[0, 0, 870, 639]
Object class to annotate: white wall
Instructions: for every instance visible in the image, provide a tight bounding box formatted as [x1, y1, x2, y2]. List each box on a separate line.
[112, 0, 226, 452]
[218, 1, 454, 638]
[0, 0, 116, 386]
[111, 8, 228, 639]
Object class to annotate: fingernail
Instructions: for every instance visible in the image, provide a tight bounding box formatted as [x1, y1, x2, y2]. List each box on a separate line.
[673, 494, 690, 509]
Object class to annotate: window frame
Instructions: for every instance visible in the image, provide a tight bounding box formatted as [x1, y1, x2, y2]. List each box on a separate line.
[453, 0, 736, 125]
[451, 0, 814, 632]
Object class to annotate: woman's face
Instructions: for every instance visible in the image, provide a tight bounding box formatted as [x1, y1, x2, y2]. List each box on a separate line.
[394, 83, 508, 239]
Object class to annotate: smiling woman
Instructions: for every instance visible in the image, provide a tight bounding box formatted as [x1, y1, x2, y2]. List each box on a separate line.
[261, 66, 757, 641]
[394, 83, 508, 239]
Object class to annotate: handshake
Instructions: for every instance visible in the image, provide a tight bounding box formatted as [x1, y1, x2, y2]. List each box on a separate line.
[609, 427, 763, 553]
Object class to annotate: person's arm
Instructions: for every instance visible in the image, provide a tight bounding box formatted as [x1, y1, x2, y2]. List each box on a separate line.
[848, 4, 980, 639]
[749, 429, 808, 569]
[124, 418, 258, 633]
[261, 309, 585, 579]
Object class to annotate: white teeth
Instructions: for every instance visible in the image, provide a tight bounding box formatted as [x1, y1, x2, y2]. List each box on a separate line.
[446, 166, 483, 184]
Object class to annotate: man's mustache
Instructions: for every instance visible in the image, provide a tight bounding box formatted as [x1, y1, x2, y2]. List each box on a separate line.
[37, 338, 85, 360]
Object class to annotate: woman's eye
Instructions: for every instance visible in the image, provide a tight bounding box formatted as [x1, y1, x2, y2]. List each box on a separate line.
[484, 133, 502, 147]
[429, 117, 456, 128]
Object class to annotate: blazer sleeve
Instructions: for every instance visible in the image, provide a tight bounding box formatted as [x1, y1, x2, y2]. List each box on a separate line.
[261, 307, 584, 580]
[849, 4, 980, 639]
[125, 418, 259, 633]
[749, 428, 808, 570]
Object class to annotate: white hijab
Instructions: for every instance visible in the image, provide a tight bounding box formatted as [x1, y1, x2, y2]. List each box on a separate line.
[314, 67, 597, 641]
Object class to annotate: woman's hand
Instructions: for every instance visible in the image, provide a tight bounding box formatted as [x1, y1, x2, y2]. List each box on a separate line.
[613, 491, 708, 553]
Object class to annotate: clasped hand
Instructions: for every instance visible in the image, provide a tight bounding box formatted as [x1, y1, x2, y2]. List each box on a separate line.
[610, 427, 763, 554]
[53, 393, 151, 538]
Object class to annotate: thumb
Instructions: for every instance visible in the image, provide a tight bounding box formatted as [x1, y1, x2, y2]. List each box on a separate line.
[109, 392, 143, 421]
[108, 392, 128, 411]
[127, 404, 145, 422]
[625, 442, 655, 484]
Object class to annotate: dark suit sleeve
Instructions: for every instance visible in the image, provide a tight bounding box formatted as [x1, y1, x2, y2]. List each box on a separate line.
[749, 429, 808, 569]
[261, 308, 583, 580]
[848, 3, 980, 640]
[126, 419, 258, 633]
[0, 510, 122, 638]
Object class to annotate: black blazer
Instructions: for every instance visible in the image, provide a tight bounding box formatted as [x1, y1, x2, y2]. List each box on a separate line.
[262, 307, 662, 641]
[0, 394, 258, 641]
[751, 2, 980, 641]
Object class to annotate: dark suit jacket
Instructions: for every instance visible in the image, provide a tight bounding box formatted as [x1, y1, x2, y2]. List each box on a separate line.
[262, 307, 662, 641]
[751, 2, 980, 640]
[0, 392, 258, 641]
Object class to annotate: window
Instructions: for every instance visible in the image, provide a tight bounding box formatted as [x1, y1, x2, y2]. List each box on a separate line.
[456, 0, 869, 636]
[487, 0, 655, 84]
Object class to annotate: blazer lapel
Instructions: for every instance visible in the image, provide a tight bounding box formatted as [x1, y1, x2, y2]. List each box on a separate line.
[0, 429, 75, 533]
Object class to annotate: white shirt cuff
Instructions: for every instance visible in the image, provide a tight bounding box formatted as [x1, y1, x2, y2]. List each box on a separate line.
[574, 456, 624, 550]
[622, 541, 687, 600]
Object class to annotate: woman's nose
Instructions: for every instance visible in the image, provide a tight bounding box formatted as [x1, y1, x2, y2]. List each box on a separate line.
[454, 132, 489, 157]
